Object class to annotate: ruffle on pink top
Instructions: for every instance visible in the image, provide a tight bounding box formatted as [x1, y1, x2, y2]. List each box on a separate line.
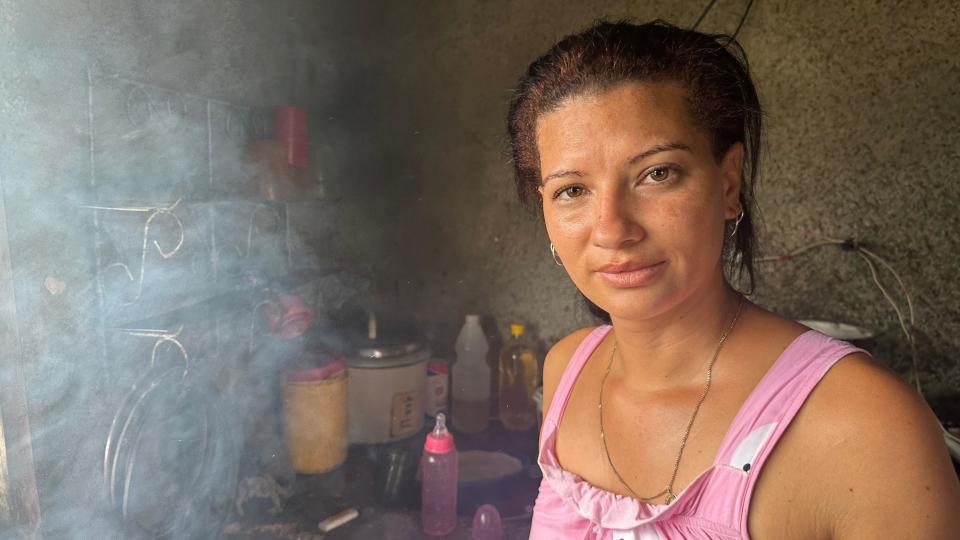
[539, 418, 688, 528]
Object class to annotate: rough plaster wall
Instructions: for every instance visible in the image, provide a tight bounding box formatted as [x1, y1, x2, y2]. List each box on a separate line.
[370, 0, 960, 396]
[746, 1, 960, 396]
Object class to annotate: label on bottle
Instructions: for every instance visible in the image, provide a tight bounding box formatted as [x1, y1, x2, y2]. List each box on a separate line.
[391, 390, 418, 437]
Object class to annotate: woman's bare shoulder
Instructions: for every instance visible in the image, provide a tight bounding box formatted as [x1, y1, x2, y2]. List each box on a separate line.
[804, 351, 940, 445]
[793, 352, 960, 537]
[541, 327, 600, 416]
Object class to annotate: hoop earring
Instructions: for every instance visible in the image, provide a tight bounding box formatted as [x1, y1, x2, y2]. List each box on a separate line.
[550, 243, 563, 266]
[730, 210, 744, 238]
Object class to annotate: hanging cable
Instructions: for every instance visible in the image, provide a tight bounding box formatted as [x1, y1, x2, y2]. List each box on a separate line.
[758, 237, 921, 392]
[757, 238, 843, 262]
[856, 251, 920, 392]
[691, 0, 754, 38]
[860, 246, 915, 324]
[731, 0, 756, 39]
[691, 0, 720, 30]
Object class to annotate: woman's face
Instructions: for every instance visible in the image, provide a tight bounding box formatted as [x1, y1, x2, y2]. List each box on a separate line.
[536, 81, 743, 320]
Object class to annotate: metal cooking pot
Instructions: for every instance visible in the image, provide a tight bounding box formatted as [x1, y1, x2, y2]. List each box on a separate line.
[346, 331, 429, 444]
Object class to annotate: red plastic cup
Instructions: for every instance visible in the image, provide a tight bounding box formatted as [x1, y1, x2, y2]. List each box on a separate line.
[273, 106, 309, 167]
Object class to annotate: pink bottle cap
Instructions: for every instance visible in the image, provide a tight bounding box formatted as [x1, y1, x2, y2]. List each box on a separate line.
[424, 413, 455, 454]
[273, 106, 309, 167]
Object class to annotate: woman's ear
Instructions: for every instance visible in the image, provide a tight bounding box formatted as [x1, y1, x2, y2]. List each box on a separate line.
[721, 142, 745, 218]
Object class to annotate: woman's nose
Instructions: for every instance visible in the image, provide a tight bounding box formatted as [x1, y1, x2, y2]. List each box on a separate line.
[591, 188, 643, 249]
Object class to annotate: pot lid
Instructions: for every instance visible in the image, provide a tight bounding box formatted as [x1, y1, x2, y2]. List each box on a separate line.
[355, 339, 422, 359]
[348, 345, 431, 369]
[343, 312, 428, 366]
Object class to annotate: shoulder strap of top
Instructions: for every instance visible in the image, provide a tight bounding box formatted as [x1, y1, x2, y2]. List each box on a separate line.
[543, 325, 613, 429]
[710, 330, 865, 531]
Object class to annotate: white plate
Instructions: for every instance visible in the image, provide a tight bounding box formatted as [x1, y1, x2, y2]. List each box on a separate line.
[797, 320, 874, 341]
[458, 450, 523, 484]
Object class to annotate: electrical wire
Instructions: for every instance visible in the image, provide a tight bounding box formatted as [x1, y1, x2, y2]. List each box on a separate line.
[860, 246, 915, 324]
[691, 0, 719, 30]
[767, 237, 960, 452]
[856, 251, 920, 392]
[691, 0, 754, 39]
[757, 238, 843, 262]
[731, 0, 756, 39]
[758, 237, 921, 391]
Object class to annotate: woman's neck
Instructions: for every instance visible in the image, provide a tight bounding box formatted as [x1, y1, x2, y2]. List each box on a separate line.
[608, 279, 744, 392]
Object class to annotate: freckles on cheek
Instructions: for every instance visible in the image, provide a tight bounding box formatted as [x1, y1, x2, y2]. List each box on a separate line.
[660, 191, 712, 228]
[661, 203, 682, 222]
[644, 201, 684, 233]
[553, 211, 590, 239]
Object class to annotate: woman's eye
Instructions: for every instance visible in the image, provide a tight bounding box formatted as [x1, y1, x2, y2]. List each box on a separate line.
[644, 166, 675, 183]
[554, 186, 585, 200]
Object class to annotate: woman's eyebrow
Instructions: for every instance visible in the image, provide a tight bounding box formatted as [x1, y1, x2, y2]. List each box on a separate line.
[541, 169, 583, 185]
[627, 142, 692, 164]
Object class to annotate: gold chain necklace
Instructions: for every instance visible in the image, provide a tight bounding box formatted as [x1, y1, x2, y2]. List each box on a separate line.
[598, 296, 744, 505]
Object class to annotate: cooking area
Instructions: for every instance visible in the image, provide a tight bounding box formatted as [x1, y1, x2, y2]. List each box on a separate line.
[2, 1, 960, 539]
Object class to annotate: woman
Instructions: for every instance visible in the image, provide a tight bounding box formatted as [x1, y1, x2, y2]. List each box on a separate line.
[507, 20, 960, 539]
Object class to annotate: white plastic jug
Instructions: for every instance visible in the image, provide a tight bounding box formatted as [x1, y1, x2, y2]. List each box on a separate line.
[451, 314, 490, 433]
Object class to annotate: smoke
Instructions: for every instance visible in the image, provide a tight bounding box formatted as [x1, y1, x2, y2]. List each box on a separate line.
[0, 1, 369, 538]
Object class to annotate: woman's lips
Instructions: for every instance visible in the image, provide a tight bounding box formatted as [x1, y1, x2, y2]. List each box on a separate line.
[596, 261, 667, 288]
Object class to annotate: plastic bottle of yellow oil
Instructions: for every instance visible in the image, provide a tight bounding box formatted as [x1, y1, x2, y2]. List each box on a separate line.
[498, 323, 539, 431]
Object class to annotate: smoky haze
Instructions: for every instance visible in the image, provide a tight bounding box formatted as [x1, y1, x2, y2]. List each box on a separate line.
[0, 0, 377, 537]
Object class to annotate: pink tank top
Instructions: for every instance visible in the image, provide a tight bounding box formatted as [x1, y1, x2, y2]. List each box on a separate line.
[531, 326, 864, 539]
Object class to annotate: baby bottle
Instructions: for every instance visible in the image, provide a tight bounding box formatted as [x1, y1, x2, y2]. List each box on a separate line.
[421, 413, 458, 536]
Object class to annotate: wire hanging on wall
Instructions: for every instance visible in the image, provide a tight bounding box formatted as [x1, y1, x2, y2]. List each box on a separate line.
[757, 236, 960, 462]
[731, 0, 755, 39]
[758, 237, 920, 391]
[690, 0, 755, 39]
[691, 0, 719, 30]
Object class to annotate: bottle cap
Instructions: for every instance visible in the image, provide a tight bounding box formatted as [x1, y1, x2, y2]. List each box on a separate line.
[509, 323, 525, 337]
[424, 413, 455, 454]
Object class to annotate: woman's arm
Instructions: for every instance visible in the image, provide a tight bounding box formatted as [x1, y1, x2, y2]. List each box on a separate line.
[809, 354, 960, 538]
